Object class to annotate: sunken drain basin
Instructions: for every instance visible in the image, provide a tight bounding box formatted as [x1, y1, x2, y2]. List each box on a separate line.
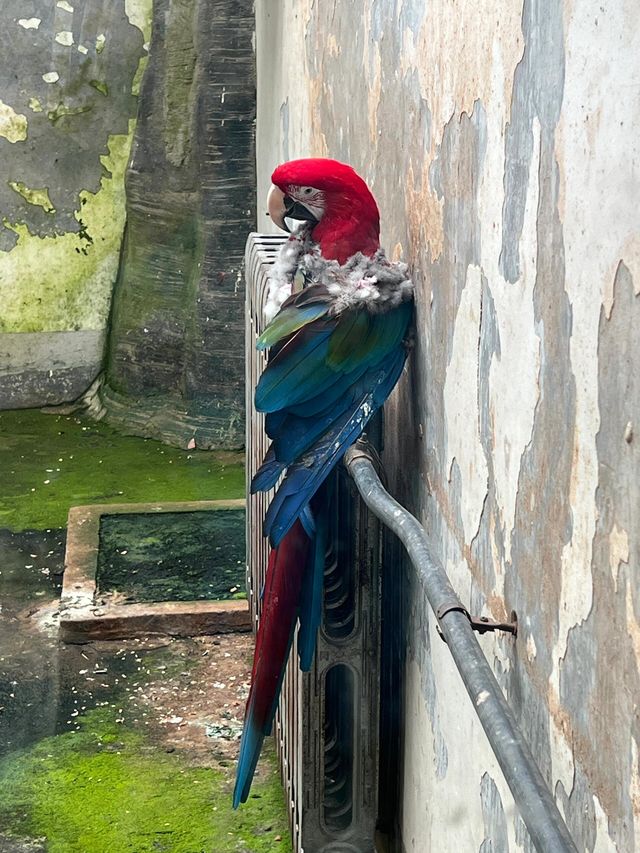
[60, 500, 251, 643]
[97, 509, 245, 603]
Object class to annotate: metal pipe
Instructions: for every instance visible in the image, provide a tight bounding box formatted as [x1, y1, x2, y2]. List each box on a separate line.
[344, 444, 578, 853]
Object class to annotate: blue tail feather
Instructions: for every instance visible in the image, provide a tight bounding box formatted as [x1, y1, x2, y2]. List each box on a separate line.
[233, 703, 264, 808]
[298, 506, 327, 671]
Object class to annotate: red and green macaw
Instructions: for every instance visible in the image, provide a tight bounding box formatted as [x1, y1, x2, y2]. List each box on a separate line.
[233, 158, 413, 807]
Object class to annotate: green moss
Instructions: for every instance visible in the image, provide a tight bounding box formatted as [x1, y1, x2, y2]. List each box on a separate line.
[96, 509, 246, 602]
[131, 54, 149, 98]
[125, 0, 152, 97]
[125, 0, 153, 41]
[89, 80, 109, 97]
[8, 181, 56, 213]
[0, 124, 135, 334]
[0, 409, 244, 531]
[0, 708, 291, 853]
[0, 99, 28, 143]
[47, 102, 92, 123]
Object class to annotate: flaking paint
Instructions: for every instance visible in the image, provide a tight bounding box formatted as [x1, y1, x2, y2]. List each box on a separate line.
[257, 0, 639, 849]
[0, 0, 150, 407]
[1, 129, 135, 333]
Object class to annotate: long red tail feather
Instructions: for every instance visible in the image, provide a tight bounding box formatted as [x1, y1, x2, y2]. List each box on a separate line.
[233, 520, 309, 806]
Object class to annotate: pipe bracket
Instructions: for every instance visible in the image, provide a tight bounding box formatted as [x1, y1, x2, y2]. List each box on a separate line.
[436, 604, 518, 640]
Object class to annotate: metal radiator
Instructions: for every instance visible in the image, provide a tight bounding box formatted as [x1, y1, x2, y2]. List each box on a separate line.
[244, 233, 382, 853]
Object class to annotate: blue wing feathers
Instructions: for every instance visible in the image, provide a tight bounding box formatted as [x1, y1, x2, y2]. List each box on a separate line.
[285, 361, 370, 418]
[254, 329, 334, 412]
[265, 392, 378, 545]
[254, 298, 411, 541]
[298, 504, 327, 671]
[250, 452, 285, 493]
[264, 410, 288, 438]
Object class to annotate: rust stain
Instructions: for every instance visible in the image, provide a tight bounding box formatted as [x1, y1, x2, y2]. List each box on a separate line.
[406, 159, 444, 261]
[307, 75, 329, 157]
[426, 476, 507, 622]
[484, 594, 509, 623]
[555, 115, 567, 224]
[626, 583, 640, 663]
[362, 10, 381, 146]
[631, 739, 640, 816]
[608, 522, 629, 591]
[367, 44, 382, 145]
[584, 103, 603, 153]
[545, 674, 632, 823]
[326, 33, 340, 57]
[391, 242, 404, 262]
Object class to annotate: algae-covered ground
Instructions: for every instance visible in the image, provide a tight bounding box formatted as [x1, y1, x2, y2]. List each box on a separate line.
[0, 409, 292, 852]
[0, 656, 290, 853]
[0, 409, 244, 531]
[0, 638, 291, 853]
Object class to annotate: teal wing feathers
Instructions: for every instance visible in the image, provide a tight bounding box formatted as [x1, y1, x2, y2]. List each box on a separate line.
[253, 286, 412, 545]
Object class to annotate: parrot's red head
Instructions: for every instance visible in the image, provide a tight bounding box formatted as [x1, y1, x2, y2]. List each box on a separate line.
[267, 158, 380, 264]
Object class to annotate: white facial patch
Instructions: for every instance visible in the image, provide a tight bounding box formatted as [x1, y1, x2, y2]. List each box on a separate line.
[287, 184, 325, 222]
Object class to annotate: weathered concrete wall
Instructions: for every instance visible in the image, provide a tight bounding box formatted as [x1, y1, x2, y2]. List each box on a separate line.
[102, 0, 256, 449]
[255, 2, 640, 850]
[0, 0, 150, 407]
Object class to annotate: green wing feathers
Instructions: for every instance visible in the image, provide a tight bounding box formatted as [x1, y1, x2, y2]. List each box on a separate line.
[257, 304, 330, 351]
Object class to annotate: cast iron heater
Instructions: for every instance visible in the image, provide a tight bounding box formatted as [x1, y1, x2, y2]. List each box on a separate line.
[245, 233, 382, 853]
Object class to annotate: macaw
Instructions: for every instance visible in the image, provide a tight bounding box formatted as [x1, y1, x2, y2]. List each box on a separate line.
[233, 157, 413, 807]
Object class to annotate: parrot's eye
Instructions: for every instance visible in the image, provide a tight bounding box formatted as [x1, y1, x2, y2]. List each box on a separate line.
[301, 186, 314, 195]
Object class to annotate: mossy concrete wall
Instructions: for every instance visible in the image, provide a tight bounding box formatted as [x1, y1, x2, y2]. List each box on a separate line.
[0, 0, 150, 408]
[1, 0, 254, 451]
[255, 2, 640, 851]
[102, 0, 256, 450]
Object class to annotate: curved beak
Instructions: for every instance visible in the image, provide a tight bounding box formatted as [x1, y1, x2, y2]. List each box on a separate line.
[267, 184, 288, 232]
[267, 184, 320, 233]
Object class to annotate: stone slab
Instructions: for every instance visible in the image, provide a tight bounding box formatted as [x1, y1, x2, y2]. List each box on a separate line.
[60, 499, 251, 643]
[0, 330, 104, 409]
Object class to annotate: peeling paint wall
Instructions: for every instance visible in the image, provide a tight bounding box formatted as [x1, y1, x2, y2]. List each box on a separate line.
[256, 1, 640, 850]
[0, 0, 149, 407]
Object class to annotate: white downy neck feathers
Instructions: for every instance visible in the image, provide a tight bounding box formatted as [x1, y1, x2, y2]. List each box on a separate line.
[264, 227, 413, 323]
